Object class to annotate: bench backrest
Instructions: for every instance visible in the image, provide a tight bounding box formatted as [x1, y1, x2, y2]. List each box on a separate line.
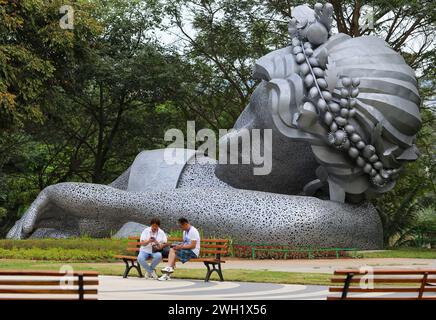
[0, 270, 99, 300]
[328, 269, 436, 300]
[127, 236, 229, 258]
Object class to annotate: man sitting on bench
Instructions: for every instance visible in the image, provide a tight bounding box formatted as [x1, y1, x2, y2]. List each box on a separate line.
[137, 218, 168, 280]
[159, 217, 201, 281]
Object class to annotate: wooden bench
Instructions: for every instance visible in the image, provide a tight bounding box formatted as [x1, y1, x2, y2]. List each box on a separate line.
[0, 270, 99, 300]
[115, 236, 229, 282]
[328, 269, 436, 300]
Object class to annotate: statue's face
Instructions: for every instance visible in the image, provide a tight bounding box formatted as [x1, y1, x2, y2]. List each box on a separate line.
[215, 81, 320, 195]
[217, 23, 421, 200]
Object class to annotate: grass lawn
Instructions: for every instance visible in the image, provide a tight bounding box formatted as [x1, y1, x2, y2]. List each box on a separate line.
[357, 248, 436, 259]
[0, 259, 332, 286]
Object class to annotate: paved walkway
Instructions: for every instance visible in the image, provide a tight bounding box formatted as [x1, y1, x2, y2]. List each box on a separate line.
[99, 276, 329, 300]
[98, 276, 436, 300]
[170, 258, 436, 273]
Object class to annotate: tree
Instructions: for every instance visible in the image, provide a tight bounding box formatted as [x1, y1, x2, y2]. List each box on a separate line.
[0, 0, 187, 236]
[161, 0, 292, 129]
[0, 0, 101, 236]
[43, 0, 187, 184]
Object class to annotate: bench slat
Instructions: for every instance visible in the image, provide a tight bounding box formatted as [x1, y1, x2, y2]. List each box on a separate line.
[0, 297, 98, 301]
[200, 244, 228, 249]
[199, 249, 229, 255]
[0, 289, 98, 294]
[115, 255, 227, 263]
[125, 248, 229, 256]
[114, 255, 137, 260]
[327, 297, 436, 301]
[126, 243, 228, 249]
[331, 278, 433, 284]
[127, 242, 144, 246]
[167, 237, 229, 243]
[162, 258, 225, 263]
[329, 287, 436, 293]
[0, 280, 99, 286]
[0, 270, 99, 277]
[128, 236, 229, 244]
[333, 269, 436, 275]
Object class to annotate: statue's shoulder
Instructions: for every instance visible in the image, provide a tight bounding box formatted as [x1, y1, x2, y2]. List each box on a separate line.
[127, 148, 197, 192]
[253, 47, 297, 81]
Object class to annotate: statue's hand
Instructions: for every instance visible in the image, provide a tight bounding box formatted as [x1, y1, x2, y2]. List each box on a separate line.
[6, 189, 50, 239]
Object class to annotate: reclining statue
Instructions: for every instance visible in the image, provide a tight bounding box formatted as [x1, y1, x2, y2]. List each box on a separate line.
[7, 3, 421, 249]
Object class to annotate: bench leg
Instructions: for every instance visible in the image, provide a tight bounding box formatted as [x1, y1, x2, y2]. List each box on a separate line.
[122, 259, 144, 278]
[122, 259, 131, 278]
[217, 263, 224, 282]
[135, 262, 144, 278]
[341, 273, 354, 300]
[204, 262, 224, 282]
[204, 262, 212, 282]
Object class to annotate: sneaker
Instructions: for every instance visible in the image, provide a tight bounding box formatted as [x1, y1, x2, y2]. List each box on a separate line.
[150, 270, 158, 280]
[161, 266, 174, 273]
[145, 272, 154, 280]
[158, 274, 171, 281]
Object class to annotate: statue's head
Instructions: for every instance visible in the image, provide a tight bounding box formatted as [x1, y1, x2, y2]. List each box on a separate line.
[216, 3, 421, 203]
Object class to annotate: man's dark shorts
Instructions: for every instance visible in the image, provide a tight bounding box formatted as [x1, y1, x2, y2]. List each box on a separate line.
[176, 249, 198, 263]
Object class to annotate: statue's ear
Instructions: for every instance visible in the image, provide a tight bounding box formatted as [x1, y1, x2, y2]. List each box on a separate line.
[396, 145, 420, 161]
[252, 47, 297, 81]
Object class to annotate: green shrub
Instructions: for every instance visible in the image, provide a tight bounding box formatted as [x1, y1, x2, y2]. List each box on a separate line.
[0, 247, 118, 262]
[0, 238, 129, 262]
[0, 238, 127, 251]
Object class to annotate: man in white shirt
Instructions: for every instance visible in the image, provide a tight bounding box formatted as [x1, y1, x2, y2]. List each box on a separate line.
[159, 217, 200, 281]
[137, 218, 168, 280]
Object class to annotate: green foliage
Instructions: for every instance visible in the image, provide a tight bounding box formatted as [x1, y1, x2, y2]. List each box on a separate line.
[161, 0, 290, 130]
[375, 108, 435, 246]
[0, 0, 99, 131]
[0, 0, 188, 235]
[0, 207, 6, 221]
[0, 237, 127, 261]
[0, 237, 127, 250]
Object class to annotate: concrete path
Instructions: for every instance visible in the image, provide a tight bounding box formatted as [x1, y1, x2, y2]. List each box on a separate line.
[98, 276, 329, 300]
[172, 258, 436, 274]
[98, 276, 436, 300]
